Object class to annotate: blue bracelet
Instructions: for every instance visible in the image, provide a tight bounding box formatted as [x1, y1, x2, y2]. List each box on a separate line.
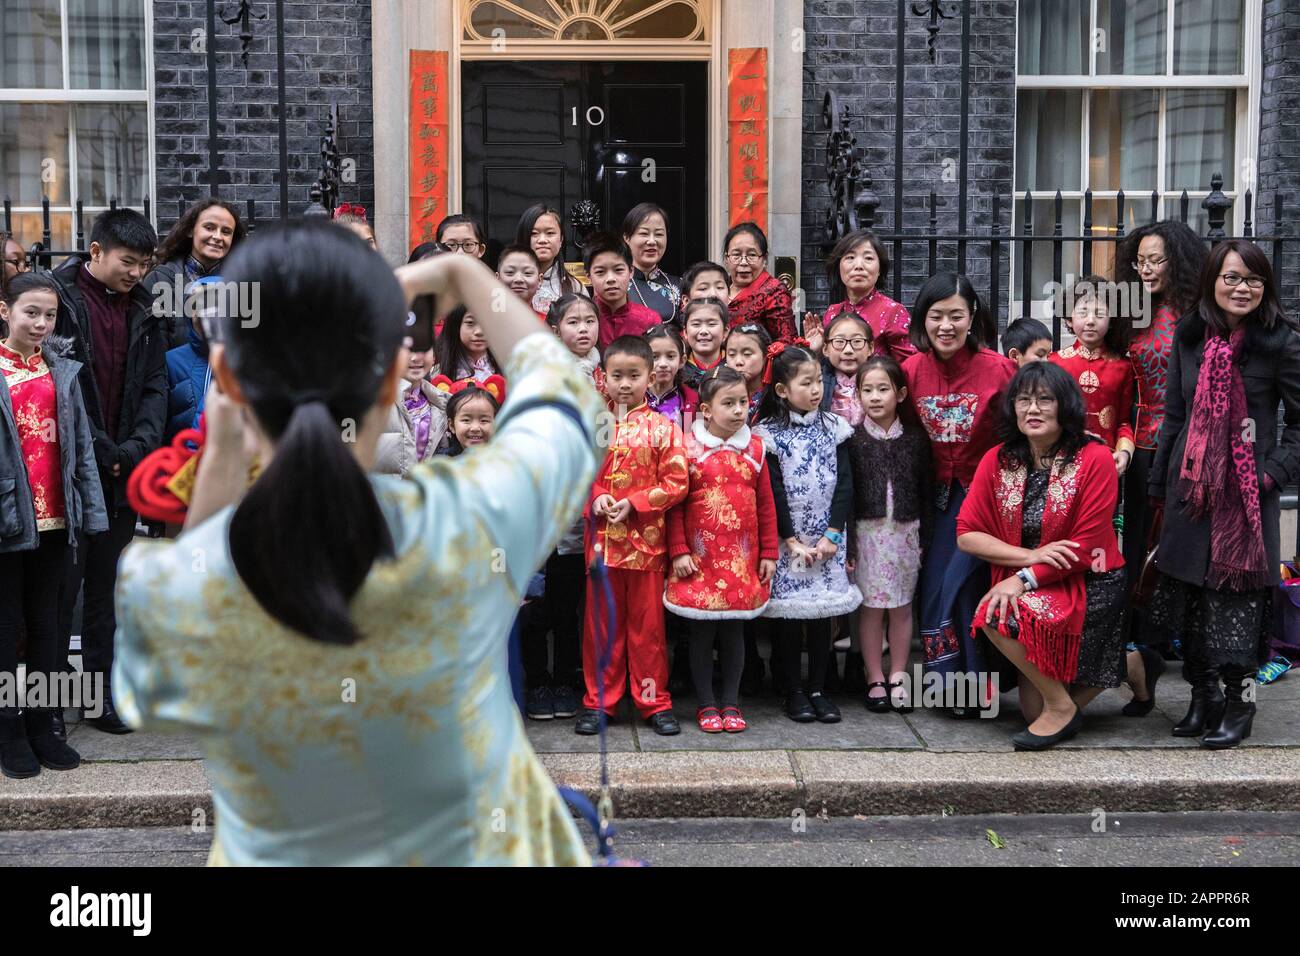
[823, 529, 845, 546]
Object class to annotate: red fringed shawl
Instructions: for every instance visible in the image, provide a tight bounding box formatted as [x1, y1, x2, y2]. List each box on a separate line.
[956, 441, 1123, 683]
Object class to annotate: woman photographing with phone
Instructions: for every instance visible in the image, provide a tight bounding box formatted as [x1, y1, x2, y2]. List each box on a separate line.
[110, 219, 604, 865]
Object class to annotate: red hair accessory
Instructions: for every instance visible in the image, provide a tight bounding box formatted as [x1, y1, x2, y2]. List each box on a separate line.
[333, 203, 367, 221]
[430, 373, 507, 405]
[762, 338, 813, 385]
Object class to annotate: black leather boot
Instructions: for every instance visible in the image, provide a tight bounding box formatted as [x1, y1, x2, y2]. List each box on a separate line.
[0, 711, 40, 779]
[23, 708, 80, 770]
[84, 686, 134, 735]
[1172, 687, 1225, 736]
[1172, 657, 1223, 737]
[1201, 700, 1255, 749]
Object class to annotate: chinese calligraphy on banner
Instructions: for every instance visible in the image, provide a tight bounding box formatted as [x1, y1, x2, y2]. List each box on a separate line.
[409, 50, 449, 249]
[728, 47, 768, 231]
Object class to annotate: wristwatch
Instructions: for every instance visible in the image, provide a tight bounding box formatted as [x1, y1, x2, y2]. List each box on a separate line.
[1015, 568, 1037, 591]
[824, 529, 845, 546]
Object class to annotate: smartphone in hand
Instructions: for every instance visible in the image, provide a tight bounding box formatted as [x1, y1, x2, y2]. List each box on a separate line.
[406, 293, 437, 352]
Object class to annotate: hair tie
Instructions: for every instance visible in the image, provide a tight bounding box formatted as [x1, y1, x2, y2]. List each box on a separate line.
[294, 389, 330, 407]
[333, 203, 367, 222]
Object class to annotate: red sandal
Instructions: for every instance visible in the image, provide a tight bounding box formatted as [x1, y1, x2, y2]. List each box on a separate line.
[720, 706, 747, 733]
[696, 706, 724, 733]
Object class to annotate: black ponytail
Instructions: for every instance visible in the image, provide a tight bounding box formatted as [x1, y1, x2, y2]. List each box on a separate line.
[220, 219, 405, 645]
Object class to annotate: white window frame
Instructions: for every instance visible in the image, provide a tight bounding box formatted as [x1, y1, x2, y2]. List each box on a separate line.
[0, 0, 156, 250]
[1011, 0, 1261, 317]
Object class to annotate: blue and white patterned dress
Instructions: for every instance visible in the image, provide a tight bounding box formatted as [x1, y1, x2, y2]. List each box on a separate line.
[754, 410, 862, 619]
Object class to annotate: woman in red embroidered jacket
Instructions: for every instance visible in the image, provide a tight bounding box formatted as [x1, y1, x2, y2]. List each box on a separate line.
[803, 228, 916, 365]
[901, 272, 1015, 714]
[957, 361, 1126, 751]
[664, 367, 778, 733]
[1113, 221, 1208, 699]
[724, 223, 798, 344]
[0, 273, 107, 779]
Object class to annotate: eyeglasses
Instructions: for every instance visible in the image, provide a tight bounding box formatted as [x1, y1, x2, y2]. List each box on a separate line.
[828, 336, 870, 351]
[1132, 257, 1167, 271]
[3, 257, 29, 271]
[1014, 394, 1058, 411]
[443, 241, 482, 253]
[1219, 273, 1265, 290]
[726, 250, 764, 264]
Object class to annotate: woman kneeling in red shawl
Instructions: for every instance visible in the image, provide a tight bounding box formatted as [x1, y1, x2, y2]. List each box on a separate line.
[956, 361, 1126, 751]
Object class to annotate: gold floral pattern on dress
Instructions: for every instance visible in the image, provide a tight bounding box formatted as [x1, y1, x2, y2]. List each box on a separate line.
[112, 331, 599, 866]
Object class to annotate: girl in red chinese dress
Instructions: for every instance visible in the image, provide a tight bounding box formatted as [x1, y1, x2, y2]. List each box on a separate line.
[664, 366, 779, 733]
[0, 273, 107, 779]
[1049, 275, 1137, 478]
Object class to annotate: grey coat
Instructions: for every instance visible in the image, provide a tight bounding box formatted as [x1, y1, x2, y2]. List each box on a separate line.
[1149, 313, 1300, 587]
[0, 335, 109, 553]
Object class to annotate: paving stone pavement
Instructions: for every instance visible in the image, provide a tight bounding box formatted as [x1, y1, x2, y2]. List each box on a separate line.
[1, 660, 1295, 828]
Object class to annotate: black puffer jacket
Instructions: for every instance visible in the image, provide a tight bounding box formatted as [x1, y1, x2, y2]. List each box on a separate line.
[49, 257, 168, 512]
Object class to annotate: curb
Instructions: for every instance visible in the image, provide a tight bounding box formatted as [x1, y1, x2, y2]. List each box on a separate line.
[3, 749, 1297, 830]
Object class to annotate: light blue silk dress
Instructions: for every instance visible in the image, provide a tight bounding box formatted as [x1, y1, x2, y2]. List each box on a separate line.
[111, 332, 602, 865]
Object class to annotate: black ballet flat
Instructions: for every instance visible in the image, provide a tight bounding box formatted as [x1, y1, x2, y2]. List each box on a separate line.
[1010, 708, 1083, 751]
[1122, 647, 1166, 717]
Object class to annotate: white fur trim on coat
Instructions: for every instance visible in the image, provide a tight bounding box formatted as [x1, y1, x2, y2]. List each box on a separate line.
[662, 595, 770, 621]
[762, 583, 863, 620]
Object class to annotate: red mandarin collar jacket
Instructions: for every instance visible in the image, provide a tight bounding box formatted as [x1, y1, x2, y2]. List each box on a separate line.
[902, 346, 1016, 489]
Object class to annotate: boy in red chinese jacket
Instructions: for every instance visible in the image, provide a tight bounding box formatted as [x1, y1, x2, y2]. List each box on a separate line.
[578, 335, 689, 736]
[1049, 275, 1137, 477]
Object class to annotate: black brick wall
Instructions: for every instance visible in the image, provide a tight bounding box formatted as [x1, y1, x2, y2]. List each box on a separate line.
[150, 1, 374, 236]
[1258, 0, 1299, 319]
[801, 1, 1018, 321]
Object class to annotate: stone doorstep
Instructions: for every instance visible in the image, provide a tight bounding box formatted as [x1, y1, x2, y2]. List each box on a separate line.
[2, 749, 1298, 831]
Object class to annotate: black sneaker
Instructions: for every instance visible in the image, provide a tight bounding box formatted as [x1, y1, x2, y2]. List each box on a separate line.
[646, 711, 681, 736]
[525, 686, 555, 720]
[784, 690, 816, 723]
[551, 685, 580, 719]
[808, 692, 841, 723]
[574, 710, 603, 735]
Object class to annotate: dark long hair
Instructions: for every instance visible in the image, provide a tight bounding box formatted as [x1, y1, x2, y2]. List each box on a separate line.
[1115, 220, 1206, 319]
[824, 228, 891, 303]
[996, 361, 1098, 471]
[156, 199, 246, 264]
[219, 219, 403, 645]
[516, 203, 581, 295]
[755, 344, 824, 427]
[909, 271, 996, 353]
[1187, 240, 1292, 362]
[437, 306, 500, 380]
[1061, 273, 1131, 354]
[0, 271, 60, 338]
[444, 385, 500, 457]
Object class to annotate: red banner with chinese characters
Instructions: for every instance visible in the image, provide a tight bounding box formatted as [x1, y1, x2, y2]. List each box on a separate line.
[409, 50, 449, 250]
[728, 47, 768, 230]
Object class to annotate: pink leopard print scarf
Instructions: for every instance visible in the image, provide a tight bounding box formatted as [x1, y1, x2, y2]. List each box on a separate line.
[1178, 327, 1269, 591]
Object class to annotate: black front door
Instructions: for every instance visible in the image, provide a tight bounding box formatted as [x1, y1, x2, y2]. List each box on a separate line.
[461, 60, 708, 276]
